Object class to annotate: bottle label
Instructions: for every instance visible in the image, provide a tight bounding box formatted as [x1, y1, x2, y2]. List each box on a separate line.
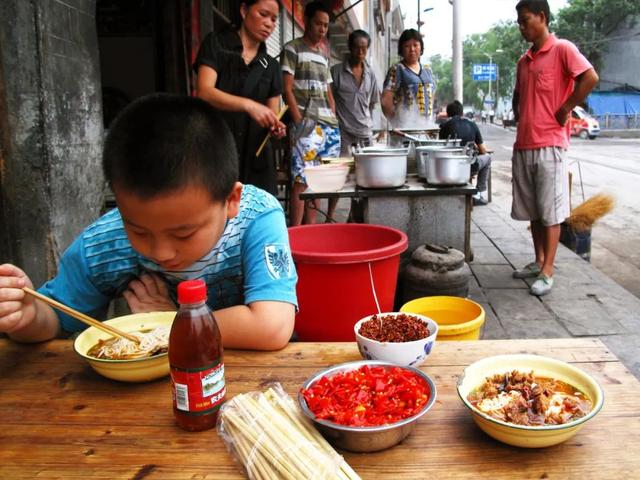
[170, 360, 226, 415]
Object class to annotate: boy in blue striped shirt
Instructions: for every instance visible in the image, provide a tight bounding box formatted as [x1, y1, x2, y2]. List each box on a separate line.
[0, 94, 297, 350]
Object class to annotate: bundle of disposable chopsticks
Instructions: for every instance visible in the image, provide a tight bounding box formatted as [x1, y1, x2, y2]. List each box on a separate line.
[566, 193, 615, 232]
[218, 383, 360, 480]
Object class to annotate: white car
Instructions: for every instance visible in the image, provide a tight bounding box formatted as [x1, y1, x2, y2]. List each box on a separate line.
[570, 106, 600, 139]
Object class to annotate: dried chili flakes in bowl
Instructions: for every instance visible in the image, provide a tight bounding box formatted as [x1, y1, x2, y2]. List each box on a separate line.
[300, 365, 430, 427]
[359, 313, 430, 343]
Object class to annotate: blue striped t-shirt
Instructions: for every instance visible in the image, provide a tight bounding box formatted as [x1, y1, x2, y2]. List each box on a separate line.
[39, 185, 298, 332]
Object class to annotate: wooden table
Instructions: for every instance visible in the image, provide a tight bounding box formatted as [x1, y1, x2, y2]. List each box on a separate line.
[300, 175, 476, 261]
[1, 338, 639, 479]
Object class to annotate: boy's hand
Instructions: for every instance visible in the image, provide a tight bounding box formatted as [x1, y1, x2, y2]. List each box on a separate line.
[123, 273, 175, 313]
[0, 264, 38, 333]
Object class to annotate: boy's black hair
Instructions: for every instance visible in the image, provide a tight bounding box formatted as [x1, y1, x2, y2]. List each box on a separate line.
[446, 100, 464, 118]
[516, 0, 551, 25]
[304, 1, 333, 22]
[398, 29, 424, 56]
[103, 93, 238, 202]
[348, 29, 371, 49]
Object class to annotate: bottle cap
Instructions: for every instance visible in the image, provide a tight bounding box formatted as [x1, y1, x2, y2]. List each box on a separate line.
[177, 279, 207, 304]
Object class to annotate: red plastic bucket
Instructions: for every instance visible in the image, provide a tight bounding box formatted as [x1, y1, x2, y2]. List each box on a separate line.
[288, 224, 408, 341]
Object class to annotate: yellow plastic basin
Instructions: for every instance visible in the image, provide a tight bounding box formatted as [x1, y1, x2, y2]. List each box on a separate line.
[400, 296, 485, 341]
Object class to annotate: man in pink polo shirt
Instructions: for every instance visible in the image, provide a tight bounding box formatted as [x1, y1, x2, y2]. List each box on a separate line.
[511, 0, 598, 296]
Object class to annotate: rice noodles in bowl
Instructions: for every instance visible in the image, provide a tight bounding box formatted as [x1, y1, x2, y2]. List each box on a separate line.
[87, 325, 169, 360]
[74, 311, 175, 382]
[457, 354, 604, 448]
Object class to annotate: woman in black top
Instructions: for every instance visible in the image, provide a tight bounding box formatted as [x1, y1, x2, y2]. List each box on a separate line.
[194, 0, 285, 195]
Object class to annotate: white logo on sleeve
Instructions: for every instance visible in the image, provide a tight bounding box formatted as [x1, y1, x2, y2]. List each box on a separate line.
[264, 244, 293, 279]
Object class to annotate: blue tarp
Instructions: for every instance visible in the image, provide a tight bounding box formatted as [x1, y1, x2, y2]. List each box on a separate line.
[587, 92, 640, 115]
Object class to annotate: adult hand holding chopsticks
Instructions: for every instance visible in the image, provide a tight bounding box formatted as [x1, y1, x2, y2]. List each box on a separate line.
[245, 101, 285, 133]
[255, 104, 289, 157]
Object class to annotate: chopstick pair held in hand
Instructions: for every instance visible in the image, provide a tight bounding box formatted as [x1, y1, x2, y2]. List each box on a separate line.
[22, 287, 140, 344]
[255, 105, 289, 158]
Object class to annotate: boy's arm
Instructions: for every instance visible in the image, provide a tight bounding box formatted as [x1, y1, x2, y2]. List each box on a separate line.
[213, 301, 295, 351]
[219, 206, 297, 351]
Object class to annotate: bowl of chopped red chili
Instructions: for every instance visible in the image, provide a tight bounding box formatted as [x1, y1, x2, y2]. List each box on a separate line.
[354, 312, 438, 367]
[298, 360, 437, 452]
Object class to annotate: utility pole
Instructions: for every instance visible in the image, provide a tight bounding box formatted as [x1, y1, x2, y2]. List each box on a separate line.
[451, 0, 463, 102]
[483, 49, 503, 112]
[484, 53, 494, 107]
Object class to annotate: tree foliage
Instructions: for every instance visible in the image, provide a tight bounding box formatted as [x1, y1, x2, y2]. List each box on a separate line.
[428, 0, 640, 111]
[429, 54, 453, 110]
[553, 0, 640, 74]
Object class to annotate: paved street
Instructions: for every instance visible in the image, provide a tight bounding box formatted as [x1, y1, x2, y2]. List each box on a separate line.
[481, 124, 640, 299]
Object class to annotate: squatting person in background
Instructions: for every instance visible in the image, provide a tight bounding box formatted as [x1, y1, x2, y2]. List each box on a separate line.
[439, 100, 492, 206]
[331, 29, 380, 155]
[511, 0, 598, 296]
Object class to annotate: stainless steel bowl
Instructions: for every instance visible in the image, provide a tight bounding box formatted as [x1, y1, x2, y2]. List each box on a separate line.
[298, 360, 437, 452]
[354, 150, 407, 188]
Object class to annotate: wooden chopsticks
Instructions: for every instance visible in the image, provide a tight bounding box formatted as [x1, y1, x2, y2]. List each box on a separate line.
[255, 105, 289, 158]
[23, 287, 141, 343]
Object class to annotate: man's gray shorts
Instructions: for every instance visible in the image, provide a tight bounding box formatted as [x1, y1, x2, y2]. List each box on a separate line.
[511, 146, 569, 226]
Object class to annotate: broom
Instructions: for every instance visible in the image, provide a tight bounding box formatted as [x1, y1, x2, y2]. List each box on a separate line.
[566, 193, 615, 233]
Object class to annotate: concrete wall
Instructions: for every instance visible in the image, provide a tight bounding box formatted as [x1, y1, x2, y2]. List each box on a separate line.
[600, 19, 640, 91]
[0, 0, 104, 287]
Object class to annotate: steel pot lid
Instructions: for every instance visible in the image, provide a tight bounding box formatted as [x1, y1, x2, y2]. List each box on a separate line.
[354, 151, 408, 157]
[416, 146, 465, 152]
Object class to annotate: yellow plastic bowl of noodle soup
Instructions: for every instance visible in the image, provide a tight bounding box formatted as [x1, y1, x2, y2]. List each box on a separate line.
[74, 311, 175, 382]
[457, 354, 604, 448]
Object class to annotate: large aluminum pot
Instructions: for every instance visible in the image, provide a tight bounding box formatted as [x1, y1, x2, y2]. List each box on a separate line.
[354, 148, 407, 188]
[426, 150, 474, 185]
[416, 145, 465, 179]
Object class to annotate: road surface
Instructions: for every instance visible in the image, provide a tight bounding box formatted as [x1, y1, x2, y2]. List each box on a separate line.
[481, 124, 640, 298]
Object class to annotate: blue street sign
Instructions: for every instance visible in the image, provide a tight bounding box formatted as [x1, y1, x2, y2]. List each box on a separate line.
[472, 63, 497, 82]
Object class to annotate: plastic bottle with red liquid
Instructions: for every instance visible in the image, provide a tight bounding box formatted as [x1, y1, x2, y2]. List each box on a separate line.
[169, 279, 225, 431]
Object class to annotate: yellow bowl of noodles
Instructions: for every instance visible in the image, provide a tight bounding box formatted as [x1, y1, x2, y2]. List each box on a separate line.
[457, 354, 604, 448]
[74, 311, 175, 383]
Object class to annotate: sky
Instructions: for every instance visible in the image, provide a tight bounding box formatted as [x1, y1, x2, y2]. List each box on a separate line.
[399, 0, 569, 59]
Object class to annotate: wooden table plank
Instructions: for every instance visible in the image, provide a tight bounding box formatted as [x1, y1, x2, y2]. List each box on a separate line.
[0, 337, 619, 370]
[1, 338, 638, 479]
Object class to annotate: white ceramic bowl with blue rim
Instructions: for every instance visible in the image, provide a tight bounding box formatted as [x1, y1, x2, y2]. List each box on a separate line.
[354, 312, 438, 367]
